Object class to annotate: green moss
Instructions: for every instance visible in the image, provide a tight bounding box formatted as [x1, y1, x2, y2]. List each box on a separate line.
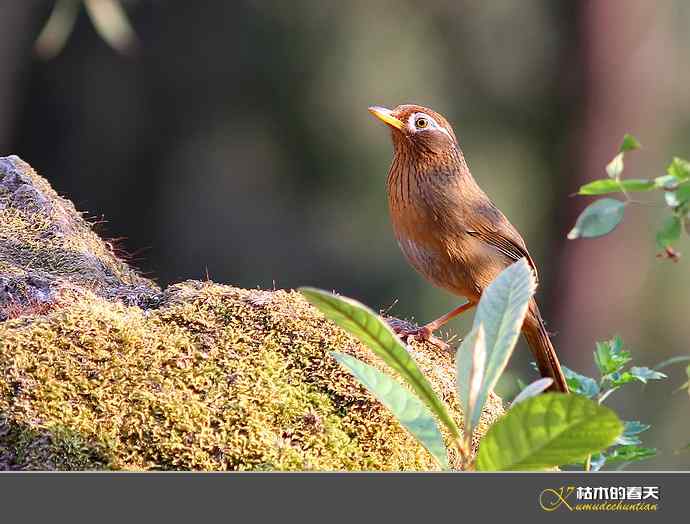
[0, 156, 504, 470]
[0, 284, 503, 470]
[0, 423, 109, 471]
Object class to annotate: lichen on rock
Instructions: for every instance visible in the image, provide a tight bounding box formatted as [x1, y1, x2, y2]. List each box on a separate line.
[0, 155, 504, 471]
[0, 155, 159, 318]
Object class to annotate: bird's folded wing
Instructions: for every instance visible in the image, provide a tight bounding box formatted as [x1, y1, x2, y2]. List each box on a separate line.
[466, 227, 539, 283]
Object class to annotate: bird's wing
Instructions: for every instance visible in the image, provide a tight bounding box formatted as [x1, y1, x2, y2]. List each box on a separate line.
[466, 225, 539, 283]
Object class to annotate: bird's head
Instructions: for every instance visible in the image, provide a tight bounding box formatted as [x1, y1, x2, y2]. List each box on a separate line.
[368, 104, 458, 158]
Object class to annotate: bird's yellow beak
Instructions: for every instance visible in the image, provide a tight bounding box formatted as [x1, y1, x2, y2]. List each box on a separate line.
[368, 106, 404, 130]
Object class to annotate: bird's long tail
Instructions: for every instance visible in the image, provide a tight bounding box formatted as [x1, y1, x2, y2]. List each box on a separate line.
[522, 300, 569, 393]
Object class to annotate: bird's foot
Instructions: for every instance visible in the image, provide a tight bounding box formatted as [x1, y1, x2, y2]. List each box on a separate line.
[385, 318, 451, 353]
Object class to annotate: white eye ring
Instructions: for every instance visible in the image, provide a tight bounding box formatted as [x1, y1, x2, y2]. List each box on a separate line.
[409, 113, 435, 131]
[408, 112, 453, 140]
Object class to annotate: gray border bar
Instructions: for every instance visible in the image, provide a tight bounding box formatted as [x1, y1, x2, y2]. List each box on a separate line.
[0, 472, 686, 522]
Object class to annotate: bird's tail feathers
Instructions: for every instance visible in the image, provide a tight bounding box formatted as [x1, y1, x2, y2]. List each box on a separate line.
[523, 300, 569, 393]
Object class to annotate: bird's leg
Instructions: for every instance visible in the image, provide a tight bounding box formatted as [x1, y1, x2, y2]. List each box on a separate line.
[422, 301, 475, 333]
[389, 301, 475, 350]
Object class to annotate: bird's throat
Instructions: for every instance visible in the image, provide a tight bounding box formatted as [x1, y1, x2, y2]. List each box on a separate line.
[386, 147, 471, 210]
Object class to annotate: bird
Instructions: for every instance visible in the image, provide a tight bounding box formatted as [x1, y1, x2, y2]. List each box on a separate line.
[368, 103, 568, 392]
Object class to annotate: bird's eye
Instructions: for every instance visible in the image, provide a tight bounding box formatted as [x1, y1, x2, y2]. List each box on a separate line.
[415, 117, 429, 129]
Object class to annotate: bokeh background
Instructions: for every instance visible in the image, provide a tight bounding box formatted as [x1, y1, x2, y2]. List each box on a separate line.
[1, 0, 689, 469]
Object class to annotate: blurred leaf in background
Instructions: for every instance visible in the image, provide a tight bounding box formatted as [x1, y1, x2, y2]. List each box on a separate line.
[35, 0, 138, 59]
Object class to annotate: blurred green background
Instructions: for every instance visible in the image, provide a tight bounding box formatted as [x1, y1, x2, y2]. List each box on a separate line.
[1, 0, 689, 469]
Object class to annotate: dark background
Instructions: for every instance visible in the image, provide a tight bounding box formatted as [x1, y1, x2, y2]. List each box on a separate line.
[1, 0, 689, 469]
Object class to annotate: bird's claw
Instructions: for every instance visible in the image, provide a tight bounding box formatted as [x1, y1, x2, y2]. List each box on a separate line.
[385, 318, 451, 353]
[401, 326, 433, 343]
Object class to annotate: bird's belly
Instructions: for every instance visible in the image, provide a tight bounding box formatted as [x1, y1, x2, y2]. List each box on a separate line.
[396, 235, 477, 299]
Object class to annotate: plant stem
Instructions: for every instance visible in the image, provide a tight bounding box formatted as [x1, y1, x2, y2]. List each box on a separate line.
[598, 387, 618, 404]
[616, 178, 632, 203]
[454, 436, 472, 470]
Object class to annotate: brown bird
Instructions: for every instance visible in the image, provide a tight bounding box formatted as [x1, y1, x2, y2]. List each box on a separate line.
[369, 104, 568, 392]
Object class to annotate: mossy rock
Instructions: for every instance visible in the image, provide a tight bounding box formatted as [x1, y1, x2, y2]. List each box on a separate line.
[0, 156, 158, 315]
[0, 156, 504, 470]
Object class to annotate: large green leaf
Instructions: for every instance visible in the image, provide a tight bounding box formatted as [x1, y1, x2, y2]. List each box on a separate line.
[476, 393, 623, 471]
[468, 259, 536, 430]
[331, 352, 449, 469]
[578, 178, 654, 195]
[300, 288, 461, 439]
[567, 198, 625, 240]
[455, 323, 486, 442]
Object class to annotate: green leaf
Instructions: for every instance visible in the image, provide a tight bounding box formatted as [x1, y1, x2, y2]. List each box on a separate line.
[655, 160, 690, 191]
[656, 216, 682, 249]
[619, 134, 641, 153]
[608, 371, 634, 388]
[616, 420, 650, 446]
[594, 336, 631, 376]
[300, 288, 461, 439]
[605, 445, 657, 464]
[622, 420, 650, 435]
[606, 153, 624, 178]
[567, 198, 625, 240]
[469, 259, 536, 430]
[331, 352, 449, 469]
[455, 324, 486, 442]
[663, 183, 690, 208]
[667, 157, 690, 182]
[655, 174, 679, 189]
[476, 393, 623, 471]
[589, 444, 656, 471]
[578, 178, 654, 195]
[562, 366, 600, 398]
[629, 366, 667, 384]
[510, 377, 553, 406]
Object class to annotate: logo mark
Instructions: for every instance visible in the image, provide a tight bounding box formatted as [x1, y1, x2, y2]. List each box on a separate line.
[539, 486, 575, 512]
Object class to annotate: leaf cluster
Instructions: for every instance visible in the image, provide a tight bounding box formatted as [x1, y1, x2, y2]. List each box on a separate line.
[301, 260, 623, 471]
[569, 135, 690, 259]
[563, 336, 665, 470]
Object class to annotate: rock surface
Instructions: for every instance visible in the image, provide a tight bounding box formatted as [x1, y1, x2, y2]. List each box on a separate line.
[0, 156, 503, 470]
